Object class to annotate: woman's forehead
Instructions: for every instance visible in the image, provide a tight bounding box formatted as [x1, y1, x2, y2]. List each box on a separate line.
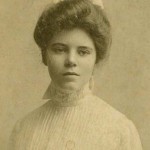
[49, 28, 95, 48]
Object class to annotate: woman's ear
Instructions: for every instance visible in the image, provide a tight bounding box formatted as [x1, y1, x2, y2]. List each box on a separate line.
[92, 66, 96, 76]
[42, 50, 47, 66]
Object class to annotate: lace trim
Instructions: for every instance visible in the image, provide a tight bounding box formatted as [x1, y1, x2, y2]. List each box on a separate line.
[43, 82, 92, 106]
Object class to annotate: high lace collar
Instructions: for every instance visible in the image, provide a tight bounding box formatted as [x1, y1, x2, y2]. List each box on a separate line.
[43, 82, 92, 107]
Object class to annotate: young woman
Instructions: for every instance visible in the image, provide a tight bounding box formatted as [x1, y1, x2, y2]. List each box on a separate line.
[9, 0, 143, 149]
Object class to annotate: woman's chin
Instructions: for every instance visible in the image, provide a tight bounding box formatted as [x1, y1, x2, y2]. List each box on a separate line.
[62, 85, 78, 91]
[59, 82, 81, 92]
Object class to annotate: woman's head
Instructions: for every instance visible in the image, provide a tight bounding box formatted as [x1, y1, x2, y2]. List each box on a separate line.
[34, 0, 111, 64]
[46, 28, 96, 91]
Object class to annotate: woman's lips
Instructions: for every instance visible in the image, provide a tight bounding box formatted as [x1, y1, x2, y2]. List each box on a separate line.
[63, 72, 79, 76]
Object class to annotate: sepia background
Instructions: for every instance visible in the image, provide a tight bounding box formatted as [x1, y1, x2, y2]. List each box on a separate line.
[0, 0, 150, 149]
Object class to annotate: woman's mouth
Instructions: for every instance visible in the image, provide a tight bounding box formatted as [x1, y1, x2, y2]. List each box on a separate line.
[63, 72, 79, 76]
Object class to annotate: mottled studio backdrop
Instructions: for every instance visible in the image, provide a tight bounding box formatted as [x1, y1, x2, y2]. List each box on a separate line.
[0, 0, 150, 149]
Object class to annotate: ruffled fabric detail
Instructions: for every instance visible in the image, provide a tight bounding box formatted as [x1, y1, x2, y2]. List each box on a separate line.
[43, 82, 92, 107]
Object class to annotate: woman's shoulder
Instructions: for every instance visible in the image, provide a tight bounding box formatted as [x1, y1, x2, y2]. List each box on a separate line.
[90, 95, 142, 140]
[89, 95, 135, 128]
[88, 95, 143, 149]
[12, 101, 53, 131]
[8, 101, 53, 149]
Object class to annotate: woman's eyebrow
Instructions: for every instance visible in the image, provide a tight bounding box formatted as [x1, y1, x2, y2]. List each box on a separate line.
[51, 43, 67, 47]
[78, 46, 93, 51]
[50, 44, 93, 51]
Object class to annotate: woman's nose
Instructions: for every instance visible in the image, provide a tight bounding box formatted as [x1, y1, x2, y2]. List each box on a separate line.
[64, 51, 77, 68]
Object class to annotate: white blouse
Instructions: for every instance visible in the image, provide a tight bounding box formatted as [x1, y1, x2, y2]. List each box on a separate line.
[8, 83, 143, 150]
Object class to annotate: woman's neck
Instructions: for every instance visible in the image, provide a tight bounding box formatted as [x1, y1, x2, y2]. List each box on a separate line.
[43, 81, 92, 107]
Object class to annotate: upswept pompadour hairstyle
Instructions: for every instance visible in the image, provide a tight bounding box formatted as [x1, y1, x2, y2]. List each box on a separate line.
[34, 0, 111, 64]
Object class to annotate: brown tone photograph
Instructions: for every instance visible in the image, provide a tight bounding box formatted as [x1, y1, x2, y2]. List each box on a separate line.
[0, 0, 149, 149]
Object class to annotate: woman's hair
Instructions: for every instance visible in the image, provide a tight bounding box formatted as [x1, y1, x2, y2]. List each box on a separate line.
[34, 0, 111, 64]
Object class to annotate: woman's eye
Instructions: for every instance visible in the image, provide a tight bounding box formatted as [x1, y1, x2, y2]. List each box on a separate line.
[78, 49, 91, 56]
[51, 47, 66, 53]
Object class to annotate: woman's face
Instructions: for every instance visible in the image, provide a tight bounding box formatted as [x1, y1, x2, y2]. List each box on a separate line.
[46, 28, 96, 91]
